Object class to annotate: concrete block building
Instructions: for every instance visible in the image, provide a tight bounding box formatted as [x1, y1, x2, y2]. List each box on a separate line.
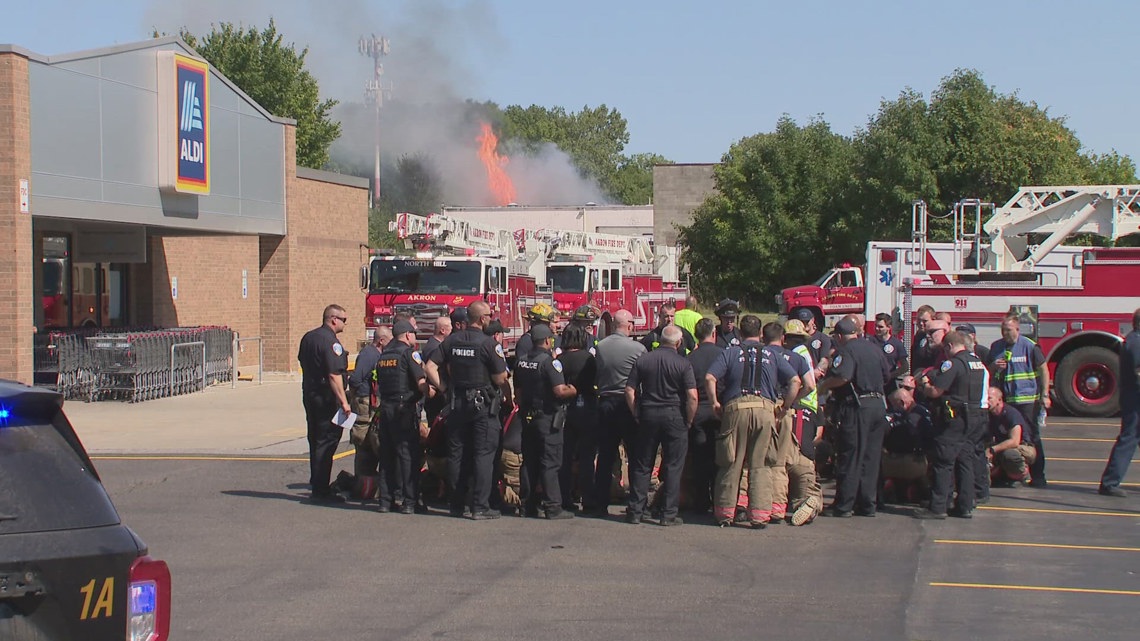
[0, 37, 369, 383]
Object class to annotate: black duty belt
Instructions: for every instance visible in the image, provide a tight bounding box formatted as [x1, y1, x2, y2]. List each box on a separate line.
[857, 392, 885, 400]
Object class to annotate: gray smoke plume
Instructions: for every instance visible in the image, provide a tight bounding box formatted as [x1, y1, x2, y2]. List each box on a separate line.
[143, 0, 609, 206]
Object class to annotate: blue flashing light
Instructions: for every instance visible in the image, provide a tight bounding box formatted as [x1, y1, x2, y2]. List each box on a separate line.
[0, 406, 10, 425]
[129, 581, 157, 614]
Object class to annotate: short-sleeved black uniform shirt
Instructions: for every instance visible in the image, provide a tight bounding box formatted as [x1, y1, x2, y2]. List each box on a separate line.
[430, 328, 506, 390]
[556, 348, 596, 404]
[514, 348, 567, 411]
[374, 341, 426, 402]
[988, 405, 1027, 444]
[706, 341, 797, 403]
[298, 325, 348, 400]
[626, 348, 697, 412]
[929, 350, 988, 408]
[869, 334, 908, 372]
[826, 338, 890, 401]
[687, 342, 726, 407]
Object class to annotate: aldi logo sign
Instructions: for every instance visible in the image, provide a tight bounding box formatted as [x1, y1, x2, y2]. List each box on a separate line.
[158, 52, 211, 194]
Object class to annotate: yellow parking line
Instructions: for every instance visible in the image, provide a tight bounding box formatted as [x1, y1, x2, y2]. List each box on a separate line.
[931, 582, 1140, 596]
[977, 506, 1140, 518]
[935, 539, 1140, 553]
[333, 449, 355, 461]
[1043, 437, 1116, 443]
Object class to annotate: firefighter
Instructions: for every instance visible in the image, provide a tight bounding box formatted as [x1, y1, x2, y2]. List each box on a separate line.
[793, 308, 832, 379]
[706, 316, 801, 527]
[373, 319, 429, 514]
[713, 298, 742, 348]
[986, 315, 1050, 487]
[986, 387, 1036, 486]
[424, 301, 512, 520]
[686, 317, 725, 514]
[818, 318, 890, 518]
[870, 313, 909, 385]
[514, 323, 578, 519]
[625, 325, 699, 526]
[515, 302, 557, 360]
[556, 305, 600, 356]
[910, 305, 938, 375]
[776, 319, 824, 525]
[297, 304, 352, 504]
[915, 330, 988, 519]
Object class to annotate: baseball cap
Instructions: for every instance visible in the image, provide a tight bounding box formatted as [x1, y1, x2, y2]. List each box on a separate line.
[449, 308, 469, 324]
[794, 308, 815, 323]
[955, 323, 977, 335]
[530, 323, 555, 342]
[834, 318, 858, 336]
[783, 319, 809, 336]
[715, 298, 740, 317]
[483, 319, 505, 336]
[392, 319, 416, 336]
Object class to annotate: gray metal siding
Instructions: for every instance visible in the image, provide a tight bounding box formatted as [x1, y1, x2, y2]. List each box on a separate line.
[28, 42, 286, 235]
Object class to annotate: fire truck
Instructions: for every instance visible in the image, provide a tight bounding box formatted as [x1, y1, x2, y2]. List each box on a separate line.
[777, 200, 1083, 329]
[901, 185, 1140, 417]
[531, 228, 687, 336]
[362, 212, 549, 354]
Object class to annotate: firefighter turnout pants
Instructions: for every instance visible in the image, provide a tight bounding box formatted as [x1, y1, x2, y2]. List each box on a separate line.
[714, 396, 777, 525]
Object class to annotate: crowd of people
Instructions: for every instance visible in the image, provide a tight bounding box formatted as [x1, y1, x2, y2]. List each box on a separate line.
[295, 297, 1140, 525]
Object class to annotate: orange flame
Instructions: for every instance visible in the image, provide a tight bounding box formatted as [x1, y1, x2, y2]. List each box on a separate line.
[476, 122, 517, 206]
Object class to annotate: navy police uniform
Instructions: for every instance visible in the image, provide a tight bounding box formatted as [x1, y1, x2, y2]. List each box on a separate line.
[515, 343, 572, 518]
[298, 325, 349, 498]
[824, 337, 890, 515]
[430, 327, 507, 517]
[374, 340, 426, 512]
[925, 349, 989, 516]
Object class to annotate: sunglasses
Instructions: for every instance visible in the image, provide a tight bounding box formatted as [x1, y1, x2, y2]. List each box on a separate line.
[334, 316, 348, 323]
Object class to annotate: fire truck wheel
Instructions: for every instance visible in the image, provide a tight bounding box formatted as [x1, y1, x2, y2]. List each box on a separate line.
[1054, 346, 1120, 418]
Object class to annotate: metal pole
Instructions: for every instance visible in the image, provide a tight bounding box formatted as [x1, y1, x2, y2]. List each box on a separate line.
[231, 334, 239, 389]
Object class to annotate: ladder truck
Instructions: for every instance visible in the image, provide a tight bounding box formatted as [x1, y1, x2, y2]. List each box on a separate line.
[902, 185, 1140, 417]
[530, 228, 687, 337]
[362, 212, 550, 354]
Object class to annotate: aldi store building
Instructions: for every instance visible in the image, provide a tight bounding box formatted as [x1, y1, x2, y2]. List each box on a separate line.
[0, 37, 368, 382]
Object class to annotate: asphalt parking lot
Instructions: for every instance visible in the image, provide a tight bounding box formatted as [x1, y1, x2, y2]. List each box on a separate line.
[93, 415, 1139, 641]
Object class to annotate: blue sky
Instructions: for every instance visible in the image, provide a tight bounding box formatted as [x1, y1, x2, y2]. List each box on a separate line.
[4, 0, 1138, 165]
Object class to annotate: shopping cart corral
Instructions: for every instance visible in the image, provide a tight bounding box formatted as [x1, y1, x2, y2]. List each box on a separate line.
[36, 326, 236, 402]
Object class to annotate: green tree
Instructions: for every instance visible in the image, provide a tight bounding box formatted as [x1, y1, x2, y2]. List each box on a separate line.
[679, 117, 854, 308]
[179, 19, 341, 168]
[609, 153, 672, 205]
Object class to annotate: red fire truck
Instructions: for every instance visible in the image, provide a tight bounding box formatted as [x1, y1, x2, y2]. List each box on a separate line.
[902, 185, 1140, 417]
[531, 228, 687, 337]
[362, 212, 549, 354]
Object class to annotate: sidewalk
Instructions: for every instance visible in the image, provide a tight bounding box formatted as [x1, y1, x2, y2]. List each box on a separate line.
[65, 380, 348, 456]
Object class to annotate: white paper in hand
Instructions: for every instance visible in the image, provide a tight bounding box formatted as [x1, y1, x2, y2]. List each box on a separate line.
[331, 408, 357, 429]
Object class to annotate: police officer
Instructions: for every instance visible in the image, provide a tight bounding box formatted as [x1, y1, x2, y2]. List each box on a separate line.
[641, 302, 696, 353]
[714, 298, 742, 348]
[706, 316, 801, 528]
[870, 312, 909, 384]
[298, 304, 352, 504]
[425, 301, 512, 520]
[686, 317, 725, 514]
[625, 325, 698, 526]
[515, 323, 578, 519]
[818, 317, 890, 518]
[374, 319, 429, 514]
[515, 302, 557, 360]
[915, 330, 989, 519]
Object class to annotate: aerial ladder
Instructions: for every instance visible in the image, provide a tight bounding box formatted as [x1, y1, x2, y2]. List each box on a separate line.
[533, 229, 657, 274]
[390, 212, 520, 258]
[983, 185, 1140, 270]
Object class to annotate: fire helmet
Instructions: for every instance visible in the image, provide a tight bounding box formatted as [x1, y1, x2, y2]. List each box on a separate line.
[783, 319, 809, 336]
[571, 304, 600, 323]
[526, 302, 557, 323]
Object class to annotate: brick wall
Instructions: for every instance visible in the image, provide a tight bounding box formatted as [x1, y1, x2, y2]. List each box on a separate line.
[0, 53, 33, 383]
[652, 164, 718, 246]
[143, 234, 262, 368]
[260, 125, 369, 372]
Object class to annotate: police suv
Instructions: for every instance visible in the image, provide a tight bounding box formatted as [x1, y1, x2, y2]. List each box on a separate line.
[0, 381, 170, 640]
